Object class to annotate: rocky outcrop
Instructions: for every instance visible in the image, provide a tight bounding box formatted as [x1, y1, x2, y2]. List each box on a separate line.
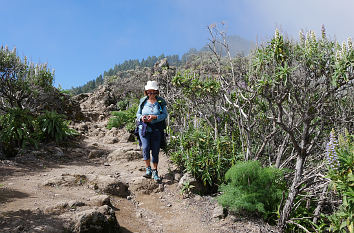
[72, 85, 117, 122]
[73, 205, 119, 233]
[24, 87, 84, 122]
[86, 174, 130, 197]
[42, 196, 119, 233]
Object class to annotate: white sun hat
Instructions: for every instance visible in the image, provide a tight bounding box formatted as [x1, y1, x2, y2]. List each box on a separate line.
[145, 80, 159, 90]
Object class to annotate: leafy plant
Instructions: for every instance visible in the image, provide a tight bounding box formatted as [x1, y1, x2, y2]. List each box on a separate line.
[180, 181, 195, 198]
[218, 160, 286, 223]
[0, 46, 54, 112]
[107, 103, 138, 132]
[325, 130, 354, 233]
[116, 99, 129, 111]
[0, 108, 38, 156]
[169, 124, 240, 189]
[37, 111, 78, 143]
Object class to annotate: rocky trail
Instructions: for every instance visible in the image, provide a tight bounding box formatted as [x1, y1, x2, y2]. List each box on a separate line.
[0, 122, 277, 233]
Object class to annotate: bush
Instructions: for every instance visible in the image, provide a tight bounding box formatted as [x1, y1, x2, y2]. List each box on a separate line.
[37, 111, 78, 143]
[0, 46, 54, 112]
[0, 109, 78, 157]
[107, 103, 138, 132]
[116, 99, 129, 111]
[169, 125, 240, 189]
[218, 160, 286, 223]
[0, 108, 38, 156]
[324, 130, 354, 232]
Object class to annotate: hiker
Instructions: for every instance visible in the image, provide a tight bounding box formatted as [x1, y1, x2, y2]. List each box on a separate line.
[136, 80, 168, 182]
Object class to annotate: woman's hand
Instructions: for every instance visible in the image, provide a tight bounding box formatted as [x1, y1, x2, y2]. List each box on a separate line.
[141, 115, 149, 122]
[147, 115, 157, 122]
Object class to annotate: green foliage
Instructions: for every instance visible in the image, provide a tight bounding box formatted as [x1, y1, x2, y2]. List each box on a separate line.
[0, 46, 54, 111]
[0, 108, 38, 155]
[107, 103, 138, 132]
[169, 124, 239, 188]
[218, 161, 286, 223]
[116, 99, 129, 111]
[37, 111, 78, 143]
[180, 181, 195, 197]
[172, 71, 221, 98]
[0, 109, 78, 156]
[325, 131, 354, 233]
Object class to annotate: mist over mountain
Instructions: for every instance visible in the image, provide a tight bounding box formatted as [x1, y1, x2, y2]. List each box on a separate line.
[200, 35, 256, 56]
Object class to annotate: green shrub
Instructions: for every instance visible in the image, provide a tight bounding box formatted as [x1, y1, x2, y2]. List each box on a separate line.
[218, 160, 286, 223]
[169, 125, 240, 188]
[37, 111, 78, 143]
[0, 108, 39, 156]
[324, 130, 353, 232]
[107, 103, 138, 132]
[116, 99, 129, 111]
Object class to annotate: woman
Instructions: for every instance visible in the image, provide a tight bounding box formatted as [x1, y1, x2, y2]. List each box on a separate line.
[136, 80, 168, 182]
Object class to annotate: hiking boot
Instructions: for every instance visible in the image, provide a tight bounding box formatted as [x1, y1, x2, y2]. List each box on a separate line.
[152, 169, 161, 182]
[143, 166, 152, 178]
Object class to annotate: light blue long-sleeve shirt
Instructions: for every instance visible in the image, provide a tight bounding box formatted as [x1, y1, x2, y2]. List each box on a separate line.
[136, 99, 168, 132]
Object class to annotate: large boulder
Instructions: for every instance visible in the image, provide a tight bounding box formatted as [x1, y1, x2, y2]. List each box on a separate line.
[73, 205, 119, 233]
[87, 175, 130, 197]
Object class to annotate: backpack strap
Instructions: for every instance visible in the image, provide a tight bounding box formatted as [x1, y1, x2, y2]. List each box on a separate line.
[156, 96, 167, 114]
[139, 96, 148, 113]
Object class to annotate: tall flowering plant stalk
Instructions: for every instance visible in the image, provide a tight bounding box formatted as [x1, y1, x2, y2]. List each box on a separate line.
[325, 130, 353, 233]
[326, 129, 340, 170]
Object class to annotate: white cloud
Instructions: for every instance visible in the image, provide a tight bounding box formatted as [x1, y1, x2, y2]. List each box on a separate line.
[171, 0, 354, 42]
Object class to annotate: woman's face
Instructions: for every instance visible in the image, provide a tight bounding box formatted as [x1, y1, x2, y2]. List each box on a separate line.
[146, 89, 158, 97]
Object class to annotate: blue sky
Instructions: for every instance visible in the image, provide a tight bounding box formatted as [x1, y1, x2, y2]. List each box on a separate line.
[1, 0, 354, 89]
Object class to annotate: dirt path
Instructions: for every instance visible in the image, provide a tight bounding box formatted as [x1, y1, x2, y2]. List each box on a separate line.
[0, 126, 276, 233]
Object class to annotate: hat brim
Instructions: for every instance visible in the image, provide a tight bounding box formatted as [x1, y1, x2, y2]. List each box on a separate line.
[145, 86, 158, 90]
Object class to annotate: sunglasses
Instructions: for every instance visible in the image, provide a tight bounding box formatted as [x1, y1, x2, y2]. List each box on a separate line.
[147, 91, 158, 95]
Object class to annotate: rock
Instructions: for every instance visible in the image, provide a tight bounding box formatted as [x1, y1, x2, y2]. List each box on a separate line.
[43, 174, 87, 187]
[163, 172, 174, 184]
[212, 205, 225, 219]
[68, 200, 86, 208]
[106, 149, 125, 162]
[73, 205, 120, 233]
[53, 147, 64, 157]
[77, 123, 89, 132]
[44, 201, 69, 214]
[174, 173, 182, 181]
[126, 151, 141, 161]
[130, 177, 159, 194]
[178, 172, 206, 194]
[120, 131, 135, 142]
[88, 150, 106, 159]
[103, 136, 119, 144]
[88, 175, 130, 197]
[153, 58, 169, 72]
[107, 149, 140, 162]
[89, 195, 112, 207]
[158, 184, 164, 192]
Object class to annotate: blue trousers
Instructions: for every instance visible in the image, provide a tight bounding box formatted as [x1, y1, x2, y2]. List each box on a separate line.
[139, 128, 161, 163]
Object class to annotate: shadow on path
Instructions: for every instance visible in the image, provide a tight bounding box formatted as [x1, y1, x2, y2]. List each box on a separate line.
[0, 209, 68, 232]
[0, 187, 29, 204]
